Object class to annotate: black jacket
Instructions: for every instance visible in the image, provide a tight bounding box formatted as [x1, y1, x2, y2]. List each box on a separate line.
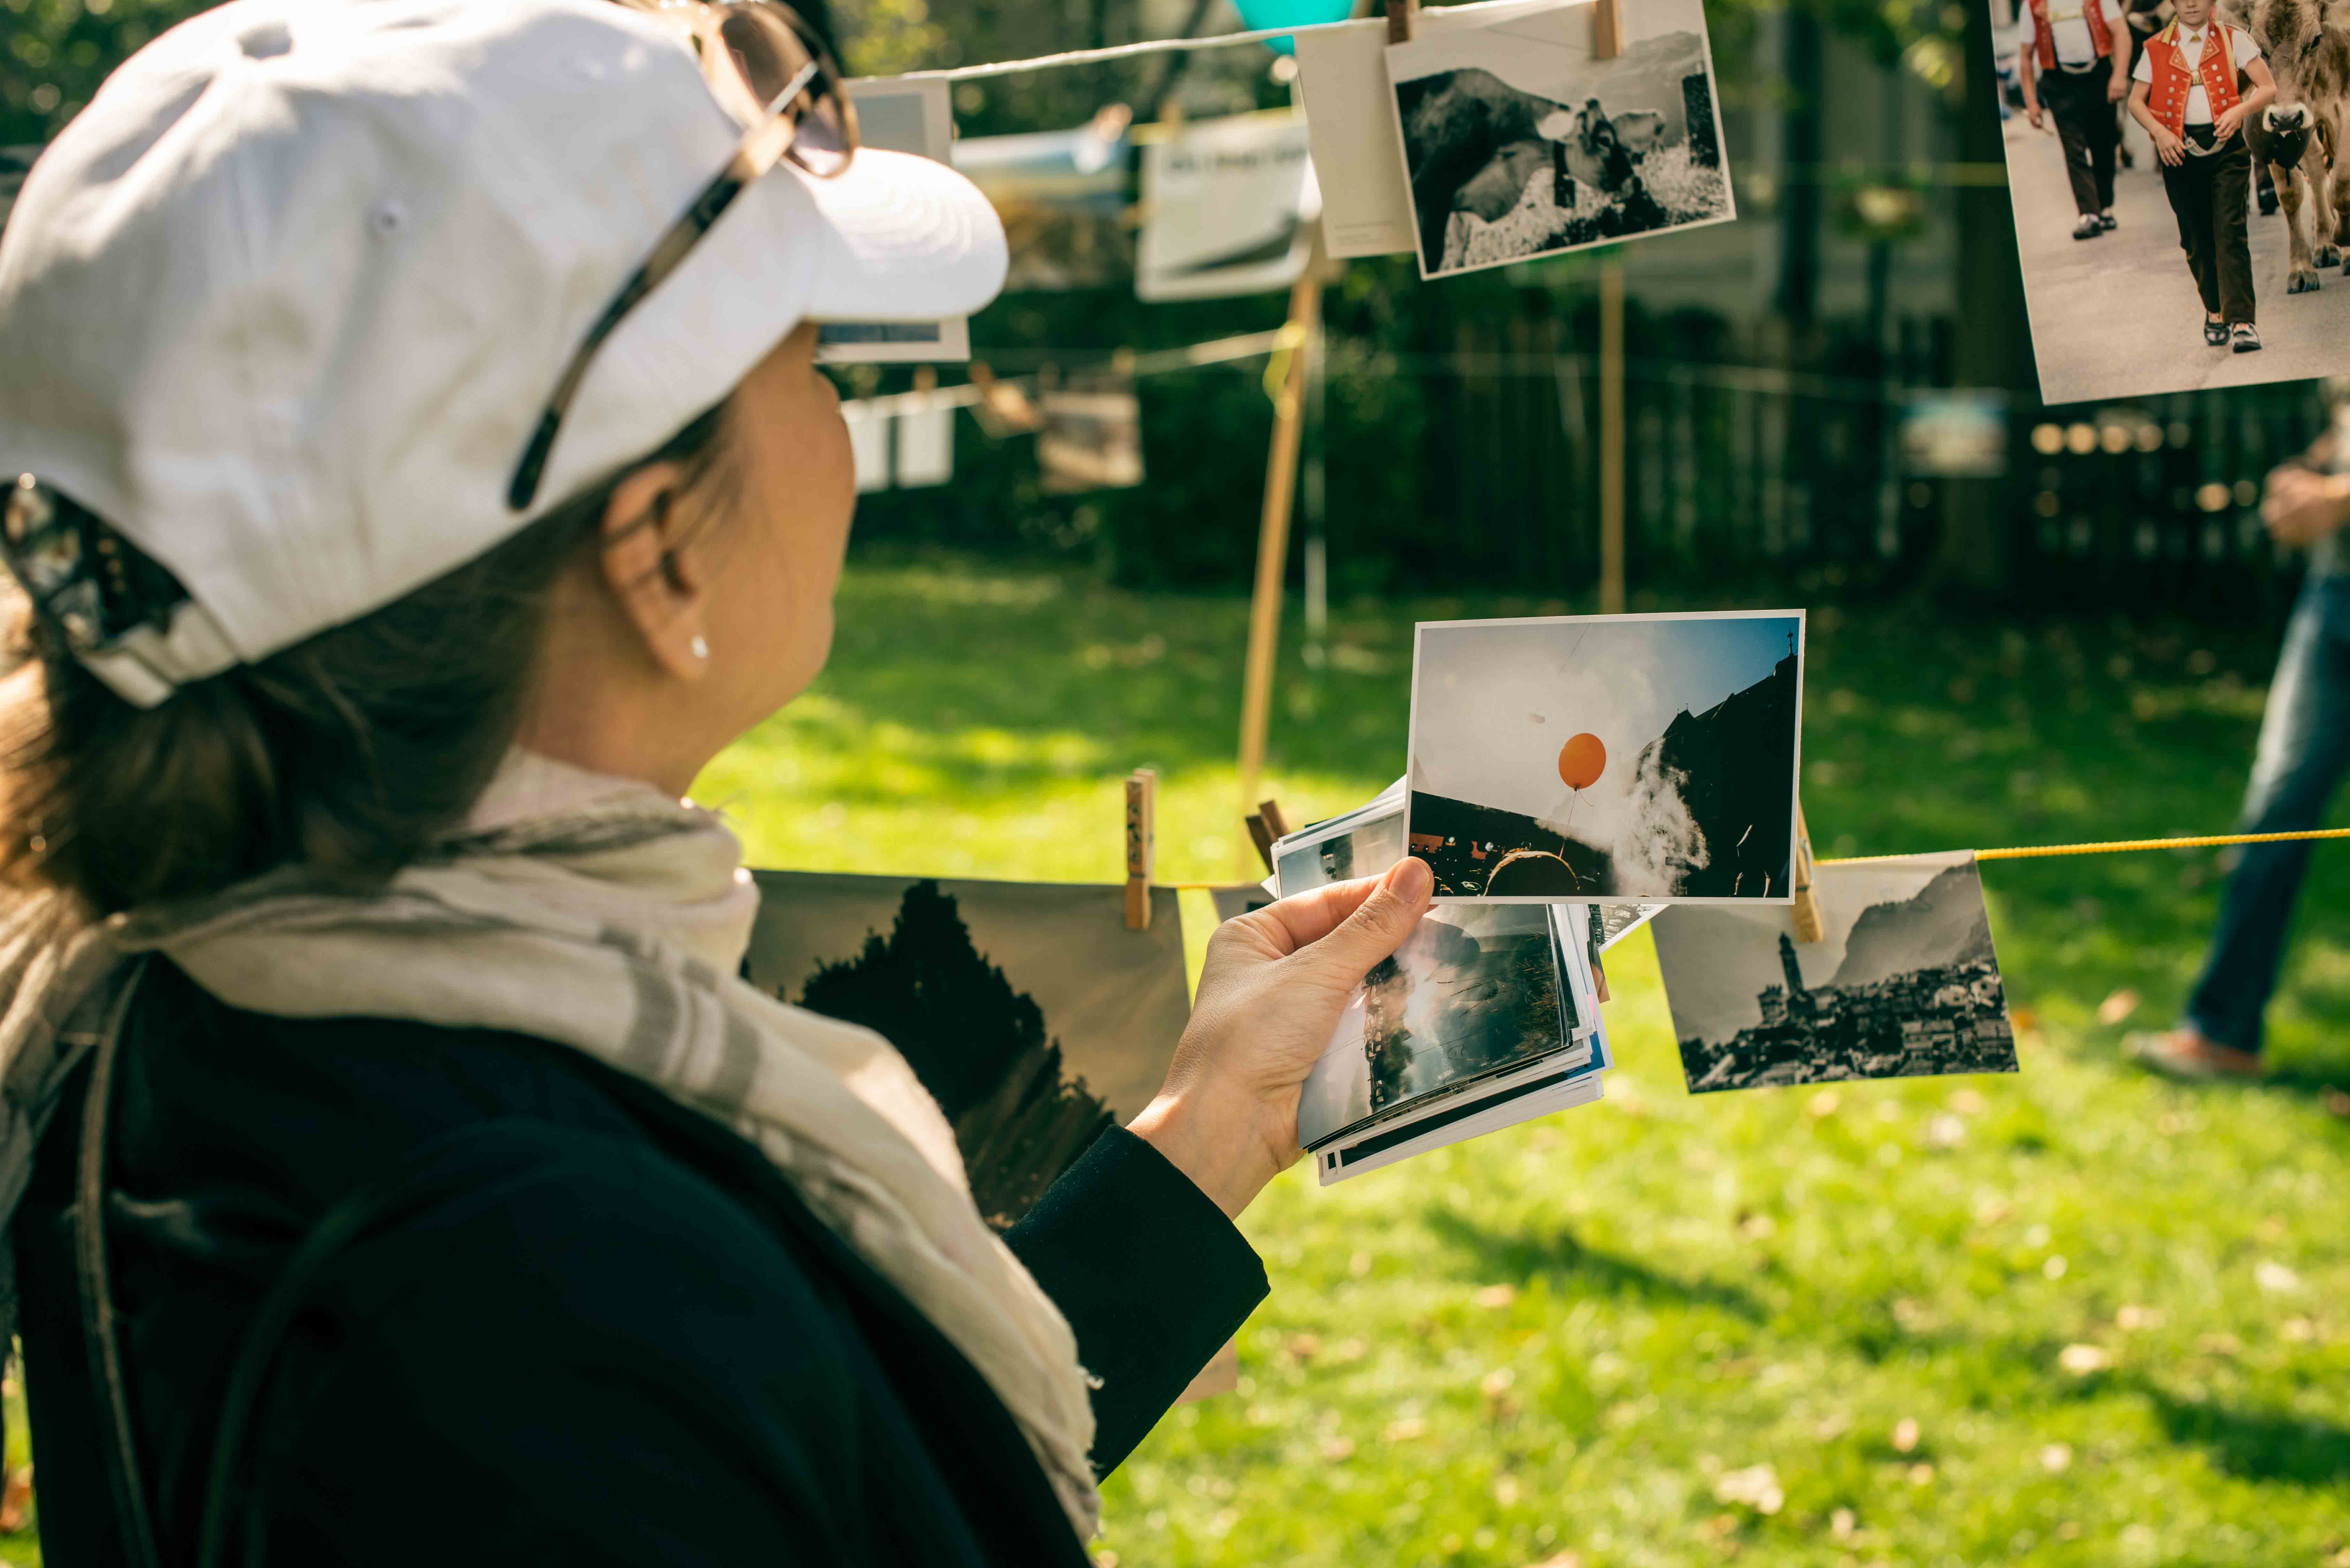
[13, 958, 1268, 1565]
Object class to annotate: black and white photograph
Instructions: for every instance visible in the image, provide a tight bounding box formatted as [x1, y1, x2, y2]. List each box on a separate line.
[744, 871, 1189, 1225]
[1037, 381, 1144, 492]
[1275, 803, 1587, 1151]
[1650, 853, 2021, 1095]
[1384, 0, 1734, 279]
[1137, 111, 1320, 302]
[1406, 611, 1805, 904]
[816, 78, 970, 363]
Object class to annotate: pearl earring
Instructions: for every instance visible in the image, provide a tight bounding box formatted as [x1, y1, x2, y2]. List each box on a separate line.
[689, 635, 709, 661]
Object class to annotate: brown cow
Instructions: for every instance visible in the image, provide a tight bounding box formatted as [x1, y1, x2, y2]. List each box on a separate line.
[2226, 0, 2350, 291]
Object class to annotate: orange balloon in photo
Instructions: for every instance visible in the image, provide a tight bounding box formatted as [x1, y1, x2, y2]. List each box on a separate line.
[1557, 732, 1606, 790]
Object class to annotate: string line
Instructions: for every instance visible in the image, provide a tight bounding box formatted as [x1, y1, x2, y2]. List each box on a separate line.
[1158, 827, 2350, 888]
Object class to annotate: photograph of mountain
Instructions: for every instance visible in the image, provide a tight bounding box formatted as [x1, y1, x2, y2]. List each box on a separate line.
[744, 871, 1189, 1225]
[1405, 610, 1805, 903]
[1385, 0, 1734, 279]
[1650, 853, 2019, 1094]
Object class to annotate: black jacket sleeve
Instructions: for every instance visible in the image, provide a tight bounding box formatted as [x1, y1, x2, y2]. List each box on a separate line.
[1003, 1127, 1270, 1474]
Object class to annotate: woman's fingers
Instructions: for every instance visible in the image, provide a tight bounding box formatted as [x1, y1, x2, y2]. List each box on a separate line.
[1247, 857, 1433, 962]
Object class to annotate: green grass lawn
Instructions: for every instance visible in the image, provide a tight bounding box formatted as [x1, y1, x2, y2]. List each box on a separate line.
[8, 556, 2346, 1564]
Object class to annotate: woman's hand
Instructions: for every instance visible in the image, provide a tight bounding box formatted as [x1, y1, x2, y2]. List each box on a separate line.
[1127, 857, 1434, 1219]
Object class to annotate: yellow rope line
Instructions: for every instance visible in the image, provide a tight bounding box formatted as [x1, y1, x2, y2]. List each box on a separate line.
[1161, 828, 2350, 887]
[1824, 827, 2350, 866]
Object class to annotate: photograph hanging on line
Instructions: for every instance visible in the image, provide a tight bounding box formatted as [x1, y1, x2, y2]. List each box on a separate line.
[743, 871, 1189, 1225]
[817, 78, 971, 363]
[1274, 800, 1591, 1153]
[1989, 0, 2337, 401]
[1137, 110, 1321, 301]
[952, 107, 1134, 292]
[1038, 381, 1144, 492]
[1293, 0, 1553, 257]
[1406, 610, 1805, 903]
[1384, 0, 1734, 279]
[1650, 852, 2021, 1094]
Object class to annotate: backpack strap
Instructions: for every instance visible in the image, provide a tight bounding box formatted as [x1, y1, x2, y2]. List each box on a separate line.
[72, 955, 165, 1568]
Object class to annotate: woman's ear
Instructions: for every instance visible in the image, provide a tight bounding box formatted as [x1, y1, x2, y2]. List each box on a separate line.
[598, 458, 714, 682]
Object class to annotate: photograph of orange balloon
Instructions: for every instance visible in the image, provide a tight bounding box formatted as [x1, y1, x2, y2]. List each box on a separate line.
[1405, 610, 1806, 903]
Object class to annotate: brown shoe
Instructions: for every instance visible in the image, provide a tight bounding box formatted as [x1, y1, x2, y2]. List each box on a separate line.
[2125, 1030, 2262, 1079]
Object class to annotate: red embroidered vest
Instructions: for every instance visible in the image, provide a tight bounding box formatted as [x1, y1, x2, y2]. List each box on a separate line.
[2028, 0, 2114, 70]
[2144, 21, 2240, 137]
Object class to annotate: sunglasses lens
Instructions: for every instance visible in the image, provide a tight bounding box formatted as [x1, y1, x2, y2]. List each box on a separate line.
[708, 4, 856, 174]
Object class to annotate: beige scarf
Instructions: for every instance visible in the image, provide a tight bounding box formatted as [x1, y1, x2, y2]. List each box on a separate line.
[0, 751, 1102, 1537]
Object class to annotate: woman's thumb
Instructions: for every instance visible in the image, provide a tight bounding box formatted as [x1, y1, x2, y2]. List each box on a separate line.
[1303, 857, 1434, 976]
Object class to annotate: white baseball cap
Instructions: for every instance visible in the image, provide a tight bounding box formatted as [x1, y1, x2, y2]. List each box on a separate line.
[0, 0, 1005, 705]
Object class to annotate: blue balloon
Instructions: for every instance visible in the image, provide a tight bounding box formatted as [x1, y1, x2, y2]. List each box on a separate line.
[1232, 0, 1357, 54]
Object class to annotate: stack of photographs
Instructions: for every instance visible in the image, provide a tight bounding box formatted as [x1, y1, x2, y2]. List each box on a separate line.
[1270, 788, 1611, 1185]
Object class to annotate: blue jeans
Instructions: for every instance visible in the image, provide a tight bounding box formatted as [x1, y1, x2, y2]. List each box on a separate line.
[2182, 574, 2350, 1054]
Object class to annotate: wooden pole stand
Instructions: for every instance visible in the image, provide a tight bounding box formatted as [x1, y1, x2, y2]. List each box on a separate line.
[1232, 258, 1323, 874]
[1593, 0, 1624, 58]
[1126, 769, 1157, 930]
[1385, 0, 1417, 42]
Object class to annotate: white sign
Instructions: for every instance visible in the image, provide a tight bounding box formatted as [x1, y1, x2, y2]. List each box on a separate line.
[1137, 113, 1320, 301]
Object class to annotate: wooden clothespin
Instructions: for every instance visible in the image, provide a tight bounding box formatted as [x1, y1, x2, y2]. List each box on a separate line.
[967, 362, 1044, 437]
[1791, 802, 1824, 944]
[1256, 800, 1290, 840]
[1245, 811, 1277, 873]
[1593, 0, 1624, 57]
[1385, 0, 1417, 43]
[1125, 769, 1157, 930]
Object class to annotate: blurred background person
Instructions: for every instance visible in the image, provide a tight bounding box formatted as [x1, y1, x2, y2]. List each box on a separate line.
[2131, 398, 2350, 1077]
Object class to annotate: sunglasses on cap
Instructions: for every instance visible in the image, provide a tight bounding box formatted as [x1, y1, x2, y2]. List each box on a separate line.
[504, 0, 859, 512]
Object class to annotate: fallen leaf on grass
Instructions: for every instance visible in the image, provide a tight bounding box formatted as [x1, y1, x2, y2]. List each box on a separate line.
[2096, 988, 2140, 1027]
[1713, 1463, 1784, 1514]
[2058, 1344, 2115, 1375]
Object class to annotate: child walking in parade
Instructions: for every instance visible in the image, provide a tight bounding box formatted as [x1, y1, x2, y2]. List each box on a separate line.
[2018, 0, 2132, 241]
[2129, 0, 2275, 351]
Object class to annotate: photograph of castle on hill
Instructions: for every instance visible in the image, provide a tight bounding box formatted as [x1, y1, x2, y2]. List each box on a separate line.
[1650, 853, 2020, 1094]
[742, 871, 1190, 1226]
[1405, 610, 1805, 903]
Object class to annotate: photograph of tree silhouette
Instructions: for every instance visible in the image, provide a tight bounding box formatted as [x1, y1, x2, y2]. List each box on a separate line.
[746, 870, 1191, 1227]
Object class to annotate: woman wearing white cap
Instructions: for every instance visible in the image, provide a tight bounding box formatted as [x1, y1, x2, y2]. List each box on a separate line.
[0, 0, 1437, 1559]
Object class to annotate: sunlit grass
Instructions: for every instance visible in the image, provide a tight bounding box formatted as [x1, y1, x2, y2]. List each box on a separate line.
[704, 555, 2350, 1568]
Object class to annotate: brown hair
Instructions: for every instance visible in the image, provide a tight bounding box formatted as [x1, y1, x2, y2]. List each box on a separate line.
[0, 403, 732, 916]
